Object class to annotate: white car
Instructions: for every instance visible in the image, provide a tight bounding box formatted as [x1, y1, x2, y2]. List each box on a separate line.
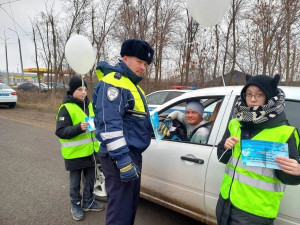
[140, 86, 300, 225]
[146, 89, 190, 113]
[0, 83, 17, 108]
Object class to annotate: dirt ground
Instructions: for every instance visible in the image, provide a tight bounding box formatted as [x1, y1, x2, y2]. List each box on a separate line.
[0, 105, 56, 132]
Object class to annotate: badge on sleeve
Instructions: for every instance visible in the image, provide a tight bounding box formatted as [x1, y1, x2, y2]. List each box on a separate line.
[107, 87, 119, 101]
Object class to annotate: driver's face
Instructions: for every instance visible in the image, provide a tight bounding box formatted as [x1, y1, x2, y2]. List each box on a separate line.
[185, 109, 202, 126]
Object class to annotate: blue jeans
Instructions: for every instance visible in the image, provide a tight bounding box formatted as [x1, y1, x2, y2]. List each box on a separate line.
[69, 166, 96, 205]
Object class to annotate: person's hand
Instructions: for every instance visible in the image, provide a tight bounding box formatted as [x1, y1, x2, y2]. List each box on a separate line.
[224, 136, 239, 149]
[119, 162, 140, 182]
[80, 122, 89, 131]
[276, 156, 300, 175]
[158, 118, 172, 136]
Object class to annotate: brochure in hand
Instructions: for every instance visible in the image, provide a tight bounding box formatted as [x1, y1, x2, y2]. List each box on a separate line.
[241, 139, 289, 170]
[85, 116, 96, 132]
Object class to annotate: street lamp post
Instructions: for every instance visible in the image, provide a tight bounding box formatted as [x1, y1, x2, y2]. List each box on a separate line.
[8, 28, 24, 83]
[0, 30, 9, 85]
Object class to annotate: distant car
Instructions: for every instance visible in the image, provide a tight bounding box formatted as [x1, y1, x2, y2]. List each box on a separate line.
[33, 83, 48, 92]
[47, 83, 69, 90]
[146, 89, 191, 113]
[56, 83, 69, 89]
[0, 83, 17, 108]
[18, 83, 39, 92]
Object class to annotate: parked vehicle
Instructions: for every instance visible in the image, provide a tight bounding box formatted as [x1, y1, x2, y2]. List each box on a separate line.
[139, 86, 300, 225]
[146, 89, 191, 113]
[33, 83, 49, 92]
[18, 83, 39, 92]
[0, 83, 17, 108]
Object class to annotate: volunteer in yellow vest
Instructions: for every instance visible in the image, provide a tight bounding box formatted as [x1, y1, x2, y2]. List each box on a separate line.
[216, 74, 300, 225]
[55, 76, 104, 221]
[93, 38, 154, 225]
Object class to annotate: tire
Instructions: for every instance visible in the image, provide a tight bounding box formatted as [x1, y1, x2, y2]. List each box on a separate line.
[94, 164, 108, 202]
[8, 102, 16, 108]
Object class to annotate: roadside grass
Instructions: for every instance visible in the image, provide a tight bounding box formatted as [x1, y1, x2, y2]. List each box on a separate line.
[17, 90, 65, 112]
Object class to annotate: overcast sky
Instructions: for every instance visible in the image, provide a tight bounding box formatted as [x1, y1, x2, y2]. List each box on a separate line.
[0, 0, 60, 73]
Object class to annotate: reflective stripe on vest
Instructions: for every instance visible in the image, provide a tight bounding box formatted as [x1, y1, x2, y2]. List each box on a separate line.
[102, 72, 146, 116]
[220, 118, 299, 218]
[57, 102, 99, 159]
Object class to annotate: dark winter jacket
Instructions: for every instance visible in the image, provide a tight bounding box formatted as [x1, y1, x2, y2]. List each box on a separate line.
[93, 60, 152, 164]
[55, 92, 97, 171]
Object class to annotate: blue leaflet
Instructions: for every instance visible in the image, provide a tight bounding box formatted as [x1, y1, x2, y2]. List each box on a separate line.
[241, 140, 289, 169]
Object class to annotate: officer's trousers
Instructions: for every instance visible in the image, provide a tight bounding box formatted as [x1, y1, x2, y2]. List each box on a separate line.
[99, 152, 141, 225]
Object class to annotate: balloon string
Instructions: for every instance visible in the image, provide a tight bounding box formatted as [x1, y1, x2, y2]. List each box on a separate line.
[82, 77, 86, 112]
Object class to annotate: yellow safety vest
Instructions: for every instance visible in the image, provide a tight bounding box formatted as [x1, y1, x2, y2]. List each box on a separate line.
[57, 102, 99, 159]
[220, 118, 299, 218]
[102, 72, 147, 115]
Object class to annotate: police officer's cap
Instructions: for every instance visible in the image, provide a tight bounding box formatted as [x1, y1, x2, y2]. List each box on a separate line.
[120, 39, 154, 65]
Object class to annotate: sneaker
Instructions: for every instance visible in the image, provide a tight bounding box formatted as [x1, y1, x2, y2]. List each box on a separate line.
[71, 202, 84, 221]
[82, 201, 105, 212]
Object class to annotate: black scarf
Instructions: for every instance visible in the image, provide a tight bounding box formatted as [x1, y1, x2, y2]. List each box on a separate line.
[234, 88, 285, 124]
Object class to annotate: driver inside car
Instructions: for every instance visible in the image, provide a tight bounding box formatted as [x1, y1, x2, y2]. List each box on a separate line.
[158, 100, 210, 144]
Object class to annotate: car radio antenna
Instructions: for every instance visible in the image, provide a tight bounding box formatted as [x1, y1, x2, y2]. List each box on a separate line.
[221, 73, 226, 87]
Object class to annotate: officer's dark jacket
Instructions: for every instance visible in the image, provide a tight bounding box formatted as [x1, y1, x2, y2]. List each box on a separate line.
[92, 61, 151, 163]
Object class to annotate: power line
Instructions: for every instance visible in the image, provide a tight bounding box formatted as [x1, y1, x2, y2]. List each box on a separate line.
[0, 0, 20, 7]
[0, 1, 31, 37]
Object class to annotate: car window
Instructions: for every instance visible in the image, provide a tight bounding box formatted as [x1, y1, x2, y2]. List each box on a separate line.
[285, 100, 300, 131]
[0, 83, 10, 89]
[156, 97, 223, 145]
[164, 92, 185, 103]
[147, 91, 169, 105]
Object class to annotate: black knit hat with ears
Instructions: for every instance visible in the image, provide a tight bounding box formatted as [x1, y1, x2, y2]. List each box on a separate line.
[120, 39, 154, 65]
[241, 74, 280, 101]
[69, 76, 87, 95]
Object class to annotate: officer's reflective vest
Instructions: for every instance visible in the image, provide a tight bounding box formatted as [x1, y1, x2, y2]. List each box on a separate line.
[220, 118, 299, 218]
[57, 102, 99, 159]
[102, 72, 147, 115]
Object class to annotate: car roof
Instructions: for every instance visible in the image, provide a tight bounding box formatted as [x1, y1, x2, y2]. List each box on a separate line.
[146, 89, 191, 96]
[179, 85, 300, 100]
[153, 86, 300, 113]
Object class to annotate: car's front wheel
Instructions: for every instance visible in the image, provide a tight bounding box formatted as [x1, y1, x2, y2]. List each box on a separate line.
[94, 164, 107, 202]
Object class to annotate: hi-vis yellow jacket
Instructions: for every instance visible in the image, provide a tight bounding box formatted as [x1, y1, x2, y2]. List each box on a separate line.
[57, 102, 99, 159]
[220, 118, 299, 218]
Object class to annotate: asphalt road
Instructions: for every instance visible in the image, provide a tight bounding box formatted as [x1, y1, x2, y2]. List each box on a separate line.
[0, 118, 202, 225]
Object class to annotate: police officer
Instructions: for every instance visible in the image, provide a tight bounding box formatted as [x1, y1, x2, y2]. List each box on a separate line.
[93, 39, 154, 225]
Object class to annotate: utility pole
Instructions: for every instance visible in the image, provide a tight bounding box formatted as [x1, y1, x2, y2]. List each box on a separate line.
[0, 30, 9, 85]
[9, 28, 24, 83]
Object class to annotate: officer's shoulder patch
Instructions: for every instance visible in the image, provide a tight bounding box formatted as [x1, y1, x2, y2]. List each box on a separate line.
[114, 72, 122, 80]
[107, 87, 119, 101]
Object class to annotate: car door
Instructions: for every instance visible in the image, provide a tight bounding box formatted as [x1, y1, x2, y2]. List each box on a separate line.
[204, 93, 237, 221]
[141, 94, 230, 222]
[276, 98, 300, 225]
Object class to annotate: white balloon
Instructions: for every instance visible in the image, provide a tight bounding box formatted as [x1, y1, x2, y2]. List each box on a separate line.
[65, 35, 96, 75]
[187, 0, 230, 27]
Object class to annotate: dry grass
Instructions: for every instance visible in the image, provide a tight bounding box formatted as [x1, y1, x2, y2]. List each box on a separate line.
[17, 90, 65, 112]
